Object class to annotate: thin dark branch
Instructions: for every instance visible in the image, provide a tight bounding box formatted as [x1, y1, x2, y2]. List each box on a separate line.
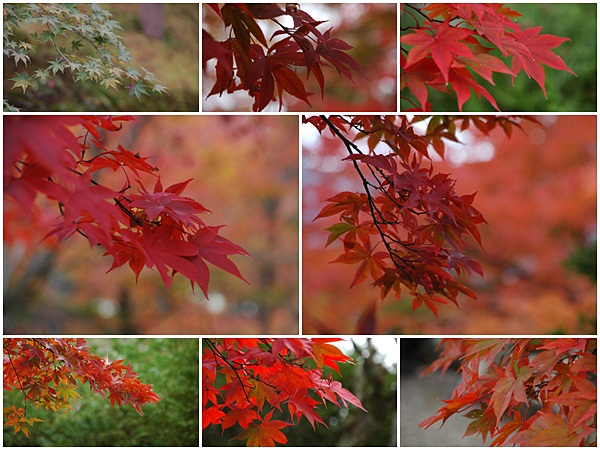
[320, 116, 417, 280]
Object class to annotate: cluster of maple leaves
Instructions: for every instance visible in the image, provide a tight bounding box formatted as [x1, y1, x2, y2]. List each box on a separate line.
[420, 338, 597, 447]
[4, 115, 248, 297]
[203, 3, 362, 111]
[304, 114, 535, 317]
[3, 338, 160, 436]
[401, 3, 576, 111]
[203, 338, 365, 446]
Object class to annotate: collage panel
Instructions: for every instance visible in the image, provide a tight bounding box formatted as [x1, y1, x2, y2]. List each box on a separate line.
[202, 3, 398, 112]
[302, 115, 596, 335]
[400, 3, 597, 112]
[202, 337, 398, 447]
[4, 3, 200, 112]
[4, 115, 299, 335]
[3, 337, 199, 446]
[400, 337, 597, 447]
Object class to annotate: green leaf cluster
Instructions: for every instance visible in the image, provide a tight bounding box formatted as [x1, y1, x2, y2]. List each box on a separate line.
[3, 3, 167, 111]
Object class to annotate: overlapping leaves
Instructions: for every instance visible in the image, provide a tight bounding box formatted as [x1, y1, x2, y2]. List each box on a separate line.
[203, 338, 366, 446]
[203, 3, 362, 111]
[400, 3, 575, 111]
[4, 115, 248, 296]
[3, 338, 160, 436]
[3, 3, 166, 110]
[419, 338, 597, 447]
[307, 115, 538, 316]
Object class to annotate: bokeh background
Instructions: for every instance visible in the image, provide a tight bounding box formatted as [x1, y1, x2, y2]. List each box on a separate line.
[303, 115, 596, 334]
[3, 338, 199, 447]
[400, 3, 597, 112]
[3, 4, 199, 112]
[4, 115, 299, 335]
[202, 3, 397, 112]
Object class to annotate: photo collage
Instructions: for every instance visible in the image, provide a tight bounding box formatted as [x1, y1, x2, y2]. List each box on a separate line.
[2, 2, 597, 447]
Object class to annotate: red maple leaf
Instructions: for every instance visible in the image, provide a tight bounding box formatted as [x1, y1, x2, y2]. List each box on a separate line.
[403, 22, 475, 84]
[232, 410, 292, 446]
[187, 225, 249, 296]
[129, 177, 209, 226]
[508, 25, 576, 97]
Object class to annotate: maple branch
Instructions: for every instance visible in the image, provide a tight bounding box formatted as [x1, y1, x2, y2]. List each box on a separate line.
[205, 339, 254, 405]
[258, 338, 310, 370]
[47, 24, 73, 65]
[403, 4, 444, 25]
[69, 27, 101, 52]
[320, 115, 417, 280]
[5, 346, 30, 416]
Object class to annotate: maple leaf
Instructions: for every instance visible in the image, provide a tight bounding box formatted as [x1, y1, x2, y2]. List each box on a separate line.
[221, 408, 261, 430]
[457, 51, 514, 85]
[245, 4, 286, 19]
[129, 177, 210, 226]
[508, 25, 575, 97]
[187, 225, 250, 296]
[9, 72, 32, 93]
[489, 410, 523, 446]
[400, 54, 438, 110]
[115, 225, 202, 290]
[331, 242, 388, 288]
[272, 65, 311, 110]
[203, 405, 226, 429]
[314, 191, 368, 222]
[448, 67, 500, 111]
[315, 28, 363, 82]
[312, 376, 367, 412]
[310, 340, 351, 374]
[287, 391, 327, 430]
[248, 380, 279, 411]
[507, 411, 585, 447]
[490, 364, 536, 425]
[232, 410, 292, 447]
[403, 22, 475, 84]
[419, 392, 484, 429]
[87, 144, 158, 177]
[205, 37, 235, 96]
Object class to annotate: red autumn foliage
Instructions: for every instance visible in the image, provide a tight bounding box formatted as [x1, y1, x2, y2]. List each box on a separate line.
[203, 3, 397, 112]
[4, 116, 248, 298]
[203, 338, 365, 446]
[3, 338, 159, 437]
[303, 115, 595, 335]
[400, 3, 576, 111]
[304, 115, 534, 321]
[420, 338, 597, 447]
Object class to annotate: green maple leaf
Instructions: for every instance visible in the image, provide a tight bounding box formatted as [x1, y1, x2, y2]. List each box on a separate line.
[71, 39, 84, 51]
[11, 48, 30, 66]
[100, 77, 122, 91]
[152, 84, 168, 95]
[48, 59, 67, 75]
[9, 72, 32, 93]
[33, 68, 51, 83]
[128, 82, 148, 101]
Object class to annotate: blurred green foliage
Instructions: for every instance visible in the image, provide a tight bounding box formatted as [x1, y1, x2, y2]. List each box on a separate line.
[3, 3, 199, 112]
[401, 3, 596, 112]
[3, 338, 199, 447]
[564, 239, 597, 284]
